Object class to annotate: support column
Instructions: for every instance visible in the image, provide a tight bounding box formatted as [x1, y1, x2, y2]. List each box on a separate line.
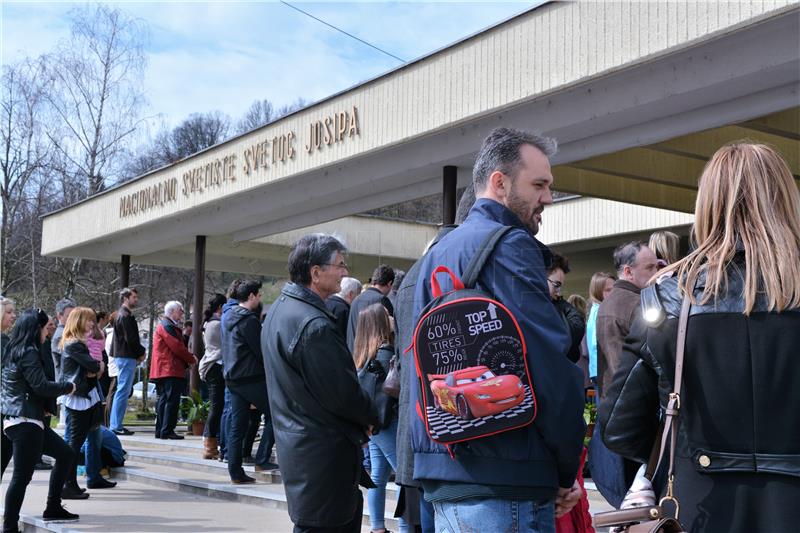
[443, 165, 457, 225]
[190, 236, 206, 393]
[120, 254, 130, 288]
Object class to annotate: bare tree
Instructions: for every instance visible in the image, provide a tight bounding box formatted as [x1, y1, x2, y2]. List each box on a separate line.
[46, 4, 147, 197]
[235, 99, 275, 135]
[1, 59, 51, 293]
[170, 111, 230, 159]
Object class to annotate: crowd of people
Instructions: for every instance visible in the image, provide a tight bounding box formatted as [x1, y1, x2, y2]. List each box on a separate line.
[2, 127, 799, 533]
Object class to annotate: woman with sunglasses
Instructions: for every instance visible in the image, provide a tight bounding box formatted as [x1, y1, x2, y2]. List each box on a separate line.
[1, 309, 78, 532]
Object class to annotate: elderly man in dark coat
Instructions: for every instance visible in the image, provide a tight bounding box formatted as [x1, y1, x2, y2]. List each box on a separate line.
[262, 233, 378, 533]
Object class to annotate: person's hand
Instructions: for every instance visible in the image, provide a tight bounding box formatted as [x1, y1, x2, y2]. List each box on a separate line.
[362, 425, 374, 448]
[555, 479, 582, 518]
[86, 372, 97, 378]
[137, 355, 145, 364]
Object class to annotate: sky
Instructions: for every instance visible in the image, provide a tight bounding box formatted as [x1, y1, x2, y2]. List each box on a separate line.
[2, 1, 537, 129]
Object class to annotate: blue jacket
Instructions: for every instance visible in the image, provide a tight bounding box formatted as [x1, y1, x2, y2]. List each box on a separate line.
[409, 198, 585, 490]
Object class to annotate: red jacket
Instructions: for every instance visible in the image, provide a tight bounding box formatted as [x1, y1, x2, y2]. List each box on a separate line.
[150, 319, 196, 380]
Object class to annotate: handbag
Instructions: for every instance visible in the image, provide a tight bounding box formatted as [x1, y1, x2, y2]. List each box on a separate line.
[381, 355, 401, 399]
[592, 294, 691, 533]
[357, 355, 396, 429]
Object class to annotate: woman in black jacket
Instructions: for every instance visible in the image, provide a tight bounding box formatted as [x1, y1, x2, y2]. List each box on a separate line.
[599, 142, 800, 532]
[353, 303, 407, 533]
[60, 306, 115, 497]
[1, 309, 77, 532]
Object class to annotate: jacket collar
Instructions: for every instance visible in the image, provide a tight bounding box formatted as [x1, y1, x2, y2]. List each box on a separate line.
[468, 198, 553, 267]
[614, 279, 642, 295]
[328, 294, 349, 308]
[282, 282, 335, 318]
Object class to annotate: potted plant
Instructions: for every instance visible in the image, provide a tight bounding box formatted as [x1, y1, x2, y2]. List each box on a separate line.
[584, 401, 597, 443]
[180, 390, 209, 436]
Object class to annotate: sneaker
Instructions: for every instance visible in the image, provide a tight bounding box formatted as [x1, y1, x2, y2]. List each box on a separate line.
[43, 505, 80, 522]
[254, 462, 280, 472]
[231, 474, 256, 485]
[61, 486, 90, 500]
[87, 478, 117, 489]
[162, 432, 185, 440]
[112, 428, 135, 436]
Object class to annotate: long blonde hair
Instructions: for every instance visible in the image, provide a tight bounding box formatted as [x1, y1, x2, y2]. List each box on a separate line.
[664, 142, 800, 314]
[588, 272, 615, 305]
[649, 230, 680, 265]
[352, 303, 393, 370]
[60, 307, 97, 348]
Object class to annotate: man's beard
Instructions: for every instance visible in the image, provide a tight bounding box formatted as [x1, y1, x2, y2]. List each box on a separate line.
[506, 187, 542, 235]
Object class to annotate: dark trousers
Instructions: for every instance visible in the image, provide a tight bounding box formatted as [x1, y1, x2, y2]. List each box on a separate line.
[65, 407, 102, 487]
[203, 365, 225, 438]
[243, 409, 262, 458]
[227, 381, 275, 479]
[293, 490, 363, 533]
[1, 430, 12, 480]
[155, 377, 185, 437]
[3, 423, 75, 532]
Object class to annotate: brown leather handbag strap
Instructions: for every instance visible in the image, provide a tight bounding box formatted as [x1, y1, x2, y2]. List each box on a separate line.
[653, 293, 691, 517]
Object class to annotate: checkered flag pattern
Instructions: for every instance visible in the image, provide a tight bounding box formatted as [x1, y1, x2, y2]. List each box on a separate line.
[425, 386, 534, 440]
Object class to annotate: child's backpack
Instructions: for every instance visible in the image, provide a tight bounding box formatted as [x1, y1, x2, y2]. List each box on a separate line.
[412, 226, 537, 446]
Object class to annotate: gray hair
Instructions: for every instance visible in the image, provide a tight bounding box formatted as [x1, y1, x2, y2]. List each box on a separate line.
[164, 301, 183, 318]
[55, 298, 77, 317]
[613, 241, 647, 274]
[473, 127, 557, 192]
[288, 233, 348, 285]
[337, 277, 363, 299]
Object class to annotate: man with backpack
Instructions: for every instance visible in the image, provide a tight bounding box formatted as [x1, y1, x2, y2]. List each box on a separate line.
[409, 128, 585, 531]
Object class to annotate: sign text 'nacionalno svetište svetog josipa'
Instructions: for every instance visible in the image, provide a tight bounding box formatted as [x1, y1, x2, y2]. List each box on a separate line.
[118, 106, 360, 218]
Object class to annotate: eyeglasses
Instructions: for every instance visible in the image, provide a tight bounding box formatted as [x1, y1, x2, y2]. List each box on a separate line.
[323, 262, 349, 270]
[547, 279, 563, 289]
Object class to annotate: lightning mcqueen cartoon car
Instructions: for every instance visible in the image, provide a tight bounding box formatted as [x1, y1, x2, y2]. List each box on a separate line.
[428, 365, 524, 420]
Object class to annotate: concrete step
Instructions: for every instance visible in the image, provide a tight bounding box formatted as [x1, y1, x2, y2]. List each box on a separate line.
[116, 458, 401, 529]
[124, 449, 283, 483]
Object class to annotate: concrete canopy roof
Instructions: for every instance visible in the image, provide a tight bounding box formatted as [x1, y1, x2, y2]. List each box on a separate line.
[41, 1, 800, 277]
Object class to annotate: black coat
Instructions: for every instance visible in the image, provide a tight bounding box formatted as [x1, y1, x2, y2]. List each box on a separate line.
[324, 294, 350, 340]
[553, 298, 586, 363]
[221, 305, 264, 385]
[61, 340, 102, 398]
[1, 344, 73, 420]
[346, 287, 393, 352]
[599, 261, 800, 532]
[262, 282, 378, 528]
[112, 305, 145, 359]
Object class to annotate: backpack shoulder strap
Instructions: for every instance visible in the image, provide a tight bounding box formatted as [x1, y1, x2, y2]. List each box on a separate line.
[461, 225, 513, 289]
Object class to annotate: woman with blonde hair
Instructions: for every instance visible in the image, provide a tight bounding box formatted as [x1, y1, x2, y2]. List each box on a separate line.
[353, 303, 407, 533]
[648, 230, 680, 268]
[600, 142, 800, 532]
[60, 307, 116, 498]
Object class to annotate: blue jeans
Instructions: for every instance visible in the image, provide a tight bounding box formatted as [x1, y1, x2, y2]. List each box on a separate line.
[227, 382, 275, 480]
[433, 498, 555, 533]
[110, 357, 137, 431]
[219, 387, 231, 457]
[368, 418, 408, 532]
[420, 488, 435, 533]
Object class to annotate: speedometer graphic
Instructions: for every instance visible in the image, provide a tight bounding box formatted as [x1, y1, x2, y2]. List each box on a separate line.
[477, 335, 524, 377]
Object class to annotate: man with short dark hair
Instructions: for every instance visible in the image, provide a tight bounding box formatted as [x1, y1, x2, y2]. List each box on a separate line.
[263, 233, 378, 532]
[547, 253, 585, 363]
[346, 264, 395, 352]
[221, 280, 277, 483]
[110, 288, 145, 436]
[409, 127, 585, 531]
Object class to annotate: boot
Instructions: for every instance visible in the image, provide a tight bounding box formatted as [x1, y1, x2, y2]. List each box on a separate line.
[203, 437, 219, 460]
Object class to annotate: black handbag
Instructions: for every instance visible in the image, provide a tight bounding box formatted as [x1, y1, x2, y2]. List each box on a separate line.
[592, 295, 691, 533]
[358, 357, 396, 429]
